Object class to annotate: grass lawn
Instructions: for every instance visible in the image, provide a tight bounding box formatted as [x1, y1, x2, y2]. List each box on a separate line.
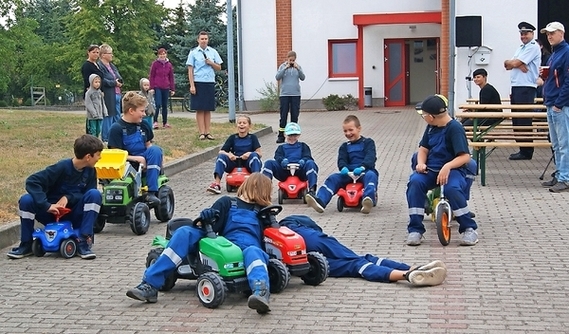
[0, 109, 263, 226]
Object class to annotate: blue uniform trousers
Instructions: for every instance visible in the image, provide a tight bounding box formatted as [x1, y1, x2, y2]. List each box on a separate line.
[316, 171, 379, 207]
[142, 146, 163, 192]
[262, 159, 318, 189]
[214, 153, 261, 179]
[18, 189, 101, 242]
[283, 223, 409, 282]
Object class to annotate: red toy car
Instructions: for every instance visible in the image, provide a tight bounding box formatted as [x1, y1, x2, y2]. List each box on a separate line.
[225, 157, 251, 192]
[277, 163, 309, 204]
[337, 172, 366, 212]
[258, 206, 328, 289]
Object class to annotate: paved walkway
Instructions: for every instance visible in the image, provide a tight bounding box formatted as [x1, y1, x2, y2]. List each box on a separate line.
[1, 107, 568, 333]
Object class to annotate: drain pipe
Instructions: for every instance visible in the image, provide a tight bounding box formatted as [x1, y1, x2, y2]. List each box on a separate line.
[227, 0, 236, 122]
[448, 0, 456, 117]
[236, 0, 245, 112]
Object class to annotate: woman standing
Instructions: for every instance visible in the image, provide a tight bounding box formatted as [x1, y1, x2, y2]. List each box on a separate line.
[149, 48, 175, 129]
[81, 45, 103, 98]
[97, 43, 123, 143]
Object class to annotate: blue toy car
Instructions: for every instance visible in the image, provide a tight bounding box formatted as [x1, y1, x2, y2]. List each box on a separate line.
[31, 208, 82, 259]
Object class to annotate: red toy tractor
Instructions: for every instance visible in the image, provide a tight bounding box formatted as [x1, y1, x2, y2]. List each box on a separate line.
[225, 157, 251, 192]
[258, 205, 328, 289]
[277, 163, 309, 204]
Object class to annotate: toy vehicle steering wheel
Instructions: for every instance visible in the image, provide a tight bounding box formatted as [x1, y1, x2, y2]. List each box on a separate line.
[55, 207, 71, 222]
[257, 205, 283, 227]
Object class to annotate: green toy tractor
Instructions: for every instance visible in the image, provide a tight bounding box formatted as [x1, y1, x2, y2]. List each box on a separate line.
[94, 149, 175, 235]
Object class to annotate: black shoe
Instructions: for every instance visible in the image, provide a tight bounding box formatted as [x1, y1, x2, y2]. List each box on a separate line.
[126, 282, 158, 303]
[145, 193, 160, 207]
[247, 280, 270, 314]
[276, 136, 285, 143]
[542, 177, 558, 187]
[508, 153, 532, 160]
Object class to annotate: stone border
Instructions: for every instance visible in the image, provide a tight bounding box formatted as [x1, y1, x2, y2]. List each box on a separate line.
[0, 126, 273, 251]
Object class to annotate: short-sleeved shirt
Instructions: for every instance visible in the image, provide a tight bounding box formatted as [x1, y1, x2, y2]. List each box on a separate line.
[108, 118, 154, 149]
[186, 46, 223, 83]
[510, 40, 541, 87]
[221, 133, 261, 156]
[419, 119, 470, 161]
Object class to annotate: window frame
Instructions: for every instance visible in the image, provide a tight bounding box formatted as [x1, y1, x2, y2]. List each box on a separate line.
[328, 39, 358, 78]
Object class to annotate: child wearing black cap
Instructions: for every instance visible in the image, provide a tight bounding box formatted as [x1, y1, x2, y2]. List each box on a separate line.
[406, 95, 479, 247]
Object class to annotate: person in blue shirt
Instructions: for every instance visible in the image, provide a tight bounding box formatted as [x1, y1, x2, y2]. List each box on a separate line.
[262, 122, 318, 193]
[305, 115, 379, 214]
[406, 95, 478, 247]
[108, 91, 164, 206]
[280, 215, 447, 286]
[186, 31, 223, 141]
[207, 115, 262, 194]
[127, 173, 274, 314]
[7, 135, 104, 260]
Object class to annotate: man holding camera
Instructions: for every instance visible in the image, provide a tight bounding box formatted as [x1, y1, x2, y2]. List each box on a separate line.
[275, 51, 306, 143]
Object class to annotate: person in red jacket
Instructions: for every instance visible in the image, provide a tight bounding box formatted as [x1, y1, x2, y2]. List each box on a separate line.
[149, 48, 175, 129]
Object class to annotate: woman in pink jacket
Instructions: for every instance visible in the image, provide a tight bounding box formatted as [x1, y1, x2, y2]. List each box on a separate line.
[149, 48, 176, 129]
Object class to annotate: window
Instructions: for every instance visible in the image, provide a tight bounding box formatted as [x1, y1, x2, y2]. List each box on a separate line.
[328, 39, 357, 78]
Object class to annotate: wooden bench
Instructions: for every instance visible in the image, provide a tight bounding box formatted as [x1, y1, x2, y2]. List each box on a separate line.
[456, 108, 550, 186]
[466, 98, 543, 104]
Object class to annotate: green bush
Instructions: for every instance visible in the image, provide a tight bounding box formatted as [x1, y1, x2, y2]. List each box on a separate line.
[256, 81, 279, 111]
[322, 94, 359, 111]
[0, 100, 8, 107]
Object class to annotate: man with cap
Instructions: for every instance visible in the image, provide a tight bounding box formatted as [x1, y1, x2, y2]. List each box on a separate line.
[262, 122, 319, 193]
[503, 22, 541, 160]
[540, 22, 569, 192]
[405, 95, 478, 247]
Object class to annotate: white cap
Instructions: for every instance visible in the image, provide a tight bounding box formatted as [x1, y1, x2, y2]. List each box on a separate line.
[540, 22, 565, 34]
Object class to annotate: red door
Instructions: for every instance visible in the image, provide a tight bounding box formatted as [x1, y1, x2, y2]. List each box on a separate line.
[384, 39, 408, 107]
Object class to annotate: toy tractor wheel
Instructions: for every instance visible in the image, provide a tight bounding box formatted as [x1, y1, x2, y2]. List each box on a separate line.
[277, 188, 284, 204]
[146, 248, 177, 291]
[155, 185, 175, 222]
[301, 251, 329, 286]
[268, 258, 290, 293]
[435, 202, 452, 246]
[226, 183, 234, 193]
[32, 239, 45, 257]
[60, 238, 77, 259]
[302, 189, 308, 204]
[93, 217, 106, 234]
[336, 196, 345, 212]
[196, 272, 227, 309]
[129, 202, 151, 235]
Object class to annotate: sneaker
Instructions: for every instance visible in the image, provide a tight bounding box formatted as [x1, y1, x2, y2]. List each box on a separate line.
[247, 280, 270, 314]
[207, 182, 222, 194]
[549, 181, 569, 193]
[460, 228, 479, 246]
[7, 241, 32, 259]
[542, 177, 558, 187]
[406, 232, 423, 246]
[361, 196, 373, 214]
[126, 282, 158, 303]
[305, 193, 325, 213]
[77, 239, 96, 260]
[163, 123, 171, 128]
[406, 267, 447, 286]
[418, 260, 447, 271]
[153, 122, 159, 129]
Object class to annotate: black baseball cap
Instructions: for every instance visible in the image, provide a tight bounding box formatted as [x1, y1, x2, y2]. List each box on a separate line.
[418, 95, 448, 115]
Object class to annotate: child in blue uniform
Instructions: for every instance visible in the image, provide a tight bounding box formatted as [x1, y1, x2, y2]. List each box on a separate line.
[207, 115, 262, 194]
[7, 134, 104, 260]
[279, 215, 447, 286]
[108, 91, 164, 206]
[305, 115, 379, 214]
[406, 95, 479, 246]
[262, 122, 318, 192]
[127, 173, 274, 314]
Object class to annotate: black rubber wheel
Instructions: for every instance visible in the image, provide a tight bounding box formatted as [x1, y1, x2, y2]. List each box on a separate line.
[129, 202, 151, 235]
[60, 238, 77, 259]
[278, 188, 284, 204]
[146, 248, 177, 291]
[32, 239, 45, 257]
[196, 272, 226, 309]
[93, 216, 105, 234]
[155, 185, 175, 222]
[336, 196, 344, 212]
[435, 202, 452, 246]
[300, 252, 329, 286]
[268, 258, 289, 293]
[302, 189, 308, 204]
[226, 183, 233, 193]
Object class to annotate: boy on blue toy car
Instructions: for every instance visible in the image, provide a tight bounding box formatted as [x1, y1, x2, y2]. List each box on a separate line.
[7, 134, 104, 260]
[406, 94, 479, 247]
[262, 122, 318, 193]
[305, 115, 379, 214]
[207, 115, 262, 194]
[108, 91, 164, 206]
[127, 173, 274, 314]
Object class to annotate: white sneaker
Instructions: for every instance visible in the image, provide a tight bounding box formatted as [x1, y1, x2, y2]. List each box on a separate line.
[407, 267, 447, 286]
[305, 193, 324, 213]
[418, 260, 447, 271]
[360, 196, 373, 214]
[406, 232, 423, 246]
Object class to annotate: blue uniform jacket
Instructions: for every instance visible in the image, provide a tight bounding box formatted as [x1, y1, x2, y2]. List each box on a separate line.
[274, 141, 313, 164]
[337, 136, 377, 173]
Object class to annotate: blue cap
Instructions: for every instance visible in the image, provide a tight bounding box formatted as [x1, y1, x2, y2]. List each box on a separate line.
[284, 122, 301, 135]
